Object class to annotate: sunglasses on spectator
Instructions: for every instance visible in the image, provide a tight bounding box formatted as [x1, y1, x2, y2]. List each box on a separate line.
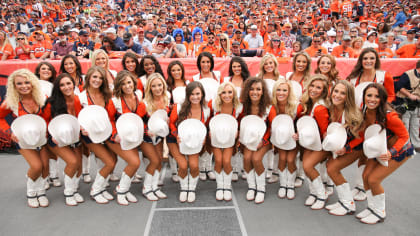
[220, 39, 227, 41]
[313, 40, 321, 43]
[17, 38, 25, 40]
[272, 40, 280, 42]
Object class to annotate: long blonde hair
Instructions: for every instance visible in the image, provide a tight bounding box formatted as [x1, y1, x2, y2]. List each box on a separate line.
[271, 79, 297, 118]
[91, 49, 110, 71]
[258, 53, 280, 80]
[291, 51, 312, 87]
[213, 82, 239, 112]
[219, 33, 231, 56]
[5, 69, 45, 113]
[144, 73, 169, 114]
[299, 74, 329, 116]
[328, 80, 363, 136]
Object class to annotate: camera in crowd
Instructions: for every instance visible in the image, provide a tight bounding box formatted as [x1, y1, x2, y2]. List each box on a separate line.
[394, 98, 420, 115]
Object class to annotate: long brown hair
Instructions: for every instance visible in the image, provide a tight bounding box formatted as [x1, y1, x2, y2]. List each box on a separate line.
[240, 77, 270, 117]
[84, 66, 112, 102]
[314, 54, 339, 86]
[178, 81, 207, 125]
[113, 70, 137, 98]
[362, 83, 393, 129]
[346, 48, 381, 80]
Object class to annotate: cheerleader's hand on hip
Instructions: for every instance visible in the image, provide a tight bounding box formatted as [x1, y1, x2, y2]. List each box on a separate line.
[379, 151, 392, 161]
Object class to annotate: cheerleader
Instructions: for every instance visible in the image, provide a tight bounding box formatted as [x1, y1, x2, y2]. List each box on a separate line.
[79, 66, 117, 204]
[122, 52, 145, 94]
[356, 83, 413, 224]
[239, 77, 271, 204]
[297, 74, 330, 210]
[267, 79, 299, 199]
[43, 73, 84, 206]
[0, 69, 49, 208]
[314, 54, 341, 196]
[208, 82, 242, 201]
[166, 60, 189, 183]
[193, 52, 220, 181]
[192, 51, 221, 83]
[325, 80, 364, 215]
[224, 56, 250, 181]
[35, 61, 56, 83]
[346, 48, 396, 201]
[257, 53, 285, 183]
[91, 49, 117, 91]
[59, 55, 92, 183]
[286, 51, 312, 88]
[314, 54, 340, 91]
[35, 61, 61, 188]
[169, 81, 211, 203]
[138, 55, 165, 91]
[286, 51, 312, 187]
[141, 73, 169, 200]
[59, 55, 84, 94]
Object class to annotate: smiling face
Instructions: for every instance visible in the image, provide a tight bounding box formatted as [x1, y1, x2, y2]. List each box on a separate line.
[39, 64, 52, 81]
[64, 58, 76, 74]
[276, 83, 289, 103]
[95, 53, 107, 68]
[59, 76, 75, 97]
[150, 78, 164, 97]
[364, 87, 380, 110]
[249, 82, 263, 103]
[308, 79, 324, 100]
[295, 55, 308, 72]
[121, 76, 135, 95]
[189, 87, 202, 105]
[331, 83, 346, 107]
[124, 57, 137, 73]
[89, 71, 103, 89]
[318, 56, 332, 75]
[200, 56, 212, 73]
[362, 52, 376, 70]
[14, 75, 33, 96]
[170, 64, 183, 80]
[220, 84, 234, 104]
[143, 58, 156, 75]
[231, 62, 242, 76]
[263, 58, 275, 74]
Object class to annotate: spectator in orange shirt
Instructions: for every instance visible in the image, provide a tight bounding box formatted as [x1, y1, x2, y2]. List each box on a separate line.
[304, 33, 327, 58]
[197, 32, 219, 57]
[14, 33, 32, 60]
[0, 31, 14, 60]
[231, 29, 249, 49]
[265, 36, 287, 57]
[331, 35, 356, 58]
[216, 33, 231, 58]
[376, 36, 394, 58]
[396, 40, 420, 58]
[30, 31, 52, 59]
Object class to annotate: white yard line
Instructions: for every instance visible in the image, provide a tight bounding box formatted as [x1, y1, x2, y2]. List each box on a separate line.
[232, 189, 248, 236]
[155, 206, 235, 211]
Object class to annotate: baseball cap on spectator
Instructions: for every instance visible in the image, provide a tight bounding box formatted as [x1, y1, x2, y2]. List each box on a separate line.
[235, 30, 242, 34]
[70, 28, 80, 33]
[342, 35, 351, 41]
[232, 41, 240, 46]
[128, 17, 134, 22]
[137, 27, 144, 33]
[157, 41, 165, 46]
[228, 24, 234, 28]
[123, 33, 132, 42]
[378, 36, 388, 43]
[58, 30, 65, 35]
[104, 27, 116, 34]
[267, 22, 274, 26]
[367, 31, 377, 38]
[407, 29, 416, 34]
[161, 24, 167, 28]
[91, 27, 98, 32]
[327, 30, 336, 37]
[284, 23, 292, 28]
[250, 25, 258, 30]
[0, 21, 5, 26]
[167, 18, 175, 23]
[35, 23, 43, 28]
[34, 30, 43, 35]
[79, 30, 89, 36]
